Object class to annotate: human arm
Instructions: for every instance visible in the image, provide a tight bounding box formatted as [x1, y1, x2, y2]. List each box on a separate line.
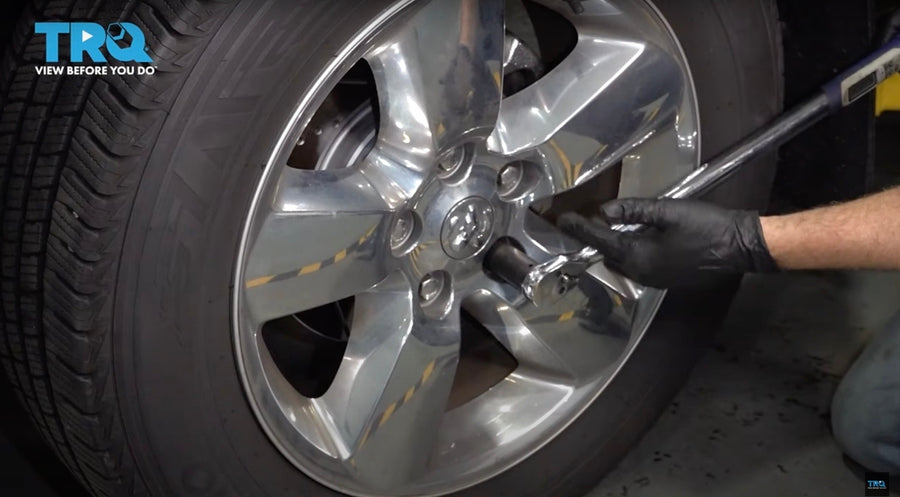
[760, 186, 900, 270]
[557, 186, 900, 288]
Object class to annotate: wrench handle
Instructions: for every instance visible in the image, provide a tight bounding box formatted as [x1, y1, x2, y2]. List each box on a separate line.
[609, 35, 900, 235]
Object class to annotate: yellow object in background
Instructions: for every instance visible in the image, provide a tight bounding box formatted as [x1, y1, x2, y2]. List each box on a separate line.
[876, 74, 900, 116]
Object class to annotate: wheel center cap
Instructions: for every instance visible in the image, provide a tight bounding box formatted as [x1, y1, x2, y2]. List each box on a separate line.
[441, 197, 495, 260]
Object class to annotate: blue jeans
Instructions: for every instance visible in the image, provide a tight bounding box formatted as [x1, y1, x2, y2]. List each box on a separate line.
[832, 312, 900, 475]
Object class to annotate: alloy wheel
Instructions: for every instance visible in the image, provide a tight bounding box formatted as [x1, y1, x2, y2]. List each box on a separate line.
[234, 0, 699, 495]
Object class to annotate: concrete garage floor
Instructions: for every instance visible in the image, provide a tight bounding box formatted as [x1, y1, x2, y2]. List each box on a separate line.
[587, 271, 900, 497]
[2, 119, 899, 496]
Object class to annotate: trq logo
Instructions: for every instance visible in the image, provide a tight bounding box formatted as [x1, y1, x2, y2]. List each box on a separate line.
[866, 472, 890, 496]
[33, 22, 156, 76]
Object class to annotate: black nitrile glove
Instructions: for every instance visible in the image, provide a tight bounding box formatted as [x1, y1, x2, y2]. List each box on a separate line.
[558, 198, 778, 289]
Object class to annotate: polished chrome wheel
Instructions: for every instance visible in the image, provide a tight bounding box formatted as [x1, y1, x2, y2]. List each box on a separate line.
[234, 1, 699, 495]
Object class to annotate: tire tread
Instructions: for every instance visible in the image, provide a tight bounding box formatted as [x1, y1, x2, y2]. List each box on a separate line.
[0, 1, 232, 495]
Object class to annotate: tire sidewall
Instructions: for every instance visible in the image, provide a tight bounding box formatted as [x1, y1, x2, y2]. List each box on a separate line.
[112, 1, 782, 496]
[114, 1, 399, 495]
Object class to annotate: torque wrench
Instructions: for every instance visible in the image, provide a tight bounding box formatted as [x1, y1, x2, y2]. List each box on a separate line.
[486, 34, 900, 304]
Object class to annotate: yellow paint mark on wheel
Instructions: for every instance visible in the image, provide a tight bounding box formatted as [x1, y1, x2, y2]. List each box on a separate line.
[358, 425, 372, 450]
[334, 249, 347, 263]
[421, 360, 436, 383]
[611, 294, 623, 308]
[558, 310, 575, 322]
[548, 139, 573, 187]
[299, 262, 322, 276]
[360, 225, 378, 245]
[245, 224, 379, 289]
[245, 275, 275, 288]
[379, 402, 397, 427]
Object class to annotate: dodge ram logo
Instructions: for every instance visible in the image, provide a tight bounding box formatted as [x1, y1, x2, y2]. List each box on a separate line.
[441, 197, 495, 260]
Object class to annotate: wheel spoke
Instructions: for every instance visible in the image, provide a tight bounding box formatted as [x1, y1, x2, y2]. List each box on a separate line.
[487, 27, 686, 195]
[583, 262, 643, 303]
[315, 273, 460, 489]
[365, 0, 506, 165]
[463, 291, 574, 380]
[242, 167, 395, 324]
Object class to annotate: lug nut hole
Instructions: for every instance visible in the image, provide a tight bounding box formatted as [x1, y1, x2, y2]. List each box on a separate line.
[436, 145, 473, 183]
[497, 161, 540, 200]
[390, 210, 421, 256]
[418, 271, 453, 319]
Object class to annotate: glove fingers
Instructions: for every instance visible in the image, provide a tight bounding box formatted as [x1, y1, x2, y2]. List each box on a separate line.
[557, 212, 628, 262]
[600, 198, 673, 228]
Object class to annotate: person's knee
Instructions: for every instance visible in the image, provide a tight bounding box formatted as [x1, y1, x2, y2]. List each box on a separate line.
[831, 381, 882, 471]
[831, 325, 900, 475]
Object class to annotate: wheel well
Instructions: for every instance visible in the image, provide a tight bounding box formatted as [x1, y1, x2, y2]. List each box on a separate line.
[772, 0, 895, 209]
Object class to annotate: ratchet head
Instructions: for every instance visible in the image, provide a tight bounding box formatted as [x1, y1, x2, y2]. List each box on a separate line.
[483, 239, 598, 306]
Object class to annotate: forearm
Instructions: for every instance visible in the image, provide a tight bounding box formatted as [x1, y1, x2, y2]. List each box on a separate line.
[759, 186, 900, 270]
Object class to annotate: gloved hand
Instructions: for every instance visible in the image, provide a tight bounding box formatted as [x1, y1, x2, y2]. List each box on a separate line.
[557, 198, 778, 289]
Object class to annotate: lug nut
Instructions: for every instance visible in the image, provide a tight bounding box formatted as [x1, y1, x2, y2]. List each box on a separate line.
[390, 211, 416, 251]
[419, 273, 445, 303]
[498, 163, 524, 196]
[418, 271, 453, 319]
[437, 147, 466, 176]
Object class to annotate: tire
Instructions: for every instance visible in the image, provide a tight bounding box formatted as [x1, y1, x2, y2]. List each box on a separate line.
[0, 1, 782, 496]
